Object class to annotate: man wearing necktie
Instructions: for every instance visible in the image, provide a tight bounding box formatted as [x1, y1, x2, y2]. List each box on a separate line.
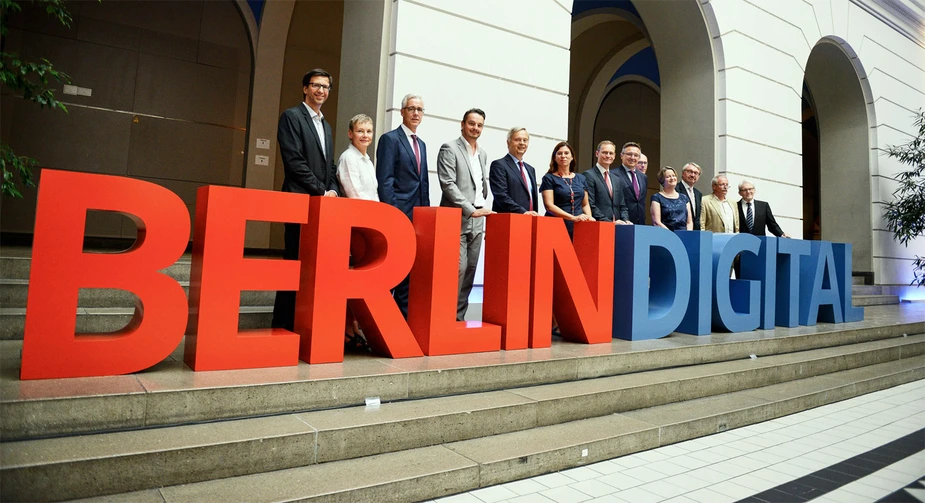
[736, 180, 789, 237]
[680, 162, 704, 231]
[376, 93, 430, 318]
[583, 140, 631, 225]
[611, 141, 647, 225]
[489, 127, 540, 216]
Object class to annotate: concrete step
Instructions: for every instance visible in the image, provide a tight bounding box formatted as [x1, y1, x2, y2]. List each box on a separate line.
[852, 284, 883, 295]
[0, 279, 275, 309]
[0, 306, 273, 340]
[6, 356, 921, 502]
[3, 307, 923, 441]
[852, 294, 901, 306]
[1, 335, 922, 501]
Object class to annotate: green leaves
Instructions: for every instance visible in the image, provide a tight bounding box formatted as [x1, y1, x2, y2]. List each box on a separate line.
[882, 110, 925, 286]
[0, 0, 74, 198]
[1, 52, 71, 111]
[1, 144, 37, 199]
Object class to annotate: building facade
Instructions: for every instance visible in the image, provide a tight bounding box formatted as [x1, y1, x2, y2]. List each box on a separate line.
[2, 0, 923, 296]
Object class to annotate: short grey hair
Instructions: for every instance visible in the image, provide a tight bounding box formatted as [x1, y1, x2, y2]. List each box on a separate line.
[401, 94, 423, 108]
[683, 162, 702, 174]
[711, 174, 728, 186]
[506, 127, 528, 142]
[738, 180, 755, 191]
[348, 113, 373, 132]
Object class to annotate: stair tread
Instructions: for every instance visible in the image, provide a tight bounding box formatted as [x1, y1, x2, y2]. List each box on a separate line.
[63, 358, 924, 503]
[4, 335, 921, 467]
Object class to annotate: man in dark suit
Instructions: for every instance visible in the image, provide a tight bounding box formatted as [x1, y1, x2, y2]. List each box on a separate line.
[272, 69, 340, 331]
[376, 93, 430, 317]
[583, 140, 631, 224]
[489, 127, 539, 216]
[680, 162, 704, 231]
[611, 141, 647, 225]
[737, 180, 789, 237]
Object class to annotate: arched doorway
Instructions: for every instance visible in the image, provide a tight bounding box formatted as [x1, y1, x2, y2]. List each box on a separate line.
[570, 0, 719, 188]
[802, 37, 875, 273]
[1, 0, 255, 241]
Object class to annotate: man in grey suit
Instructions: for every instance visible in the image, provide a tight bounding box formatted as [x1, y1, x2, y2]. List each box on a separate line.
[583, 140, 631, 225]
[272, 68, 339, 331]
[437, 108, 492, 321]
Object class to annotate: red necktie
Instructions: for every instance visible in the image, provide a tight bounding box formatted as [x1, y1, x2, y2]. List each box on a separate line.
[604, 170, 613, 197]
[519, 161, 532, 211]
[411, 134, 421, 175]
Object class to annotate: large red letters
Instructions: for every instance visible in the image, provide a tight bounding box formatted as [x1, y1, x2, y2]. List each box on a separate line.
[21, 170, 189, 379]
[184, 185, 306, 371]
[408, 207, 502, 355]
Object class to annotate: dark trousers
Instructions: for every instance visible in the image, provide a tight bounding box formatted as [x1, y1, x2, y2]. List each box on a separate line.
[271, 222, 301, 331]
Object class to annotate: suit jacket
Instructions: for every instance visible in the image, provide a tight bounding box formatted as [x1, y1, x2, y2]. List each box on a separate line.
[489, 154, 538, 214]
[611, 165, 646, 225]
[277, 104, 338, 196]
[583, 166, 629, 222]
[680, 181, 703, 231]
[737, 199, 785, 237]
[376, 126, 430, 220]
[436, 137, 489, 218]
[700, 194, 739, 233]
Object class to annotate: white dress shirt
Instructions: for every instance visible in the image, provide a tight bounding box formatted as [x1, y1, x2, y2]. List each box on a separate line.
[337, 144, 379, 201]
[302, 103, 326, 157]
[464, 137, 486, 207]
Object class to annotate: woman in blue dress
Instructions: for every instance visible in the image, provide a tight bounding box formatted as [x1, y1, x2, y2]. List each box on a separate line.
[650, 166, 693, 231]
[540, 141, 593, 238]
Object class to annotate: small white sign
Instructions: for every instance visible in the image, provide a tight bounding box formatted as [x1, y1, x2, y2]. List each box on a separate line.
[256, 138, 270, 149]
[76, 87, 92, 97]
[63, 85, 79, 95]
[254, 155, 269, 166]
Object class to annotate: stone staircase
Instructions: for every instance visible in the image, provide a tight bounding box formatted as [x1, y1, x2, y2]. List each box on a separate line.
[0, 249, 921, 502]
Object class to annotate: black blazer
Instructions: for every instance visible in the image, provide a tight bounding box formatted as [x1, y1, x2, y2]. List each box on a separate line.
[376, 126, 430, 220]
[611, 166, 646, 225]
[583, 166, 629, 222]
[489, 155, 538, 214]
[277, 104, 338, 196]
[680, 182, 703, 231]
[738, 199, 785, 237]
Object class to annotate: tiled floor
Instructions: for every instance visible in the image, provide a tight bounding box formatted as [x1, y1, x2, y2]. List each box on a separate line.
[434, 379, 925, 503]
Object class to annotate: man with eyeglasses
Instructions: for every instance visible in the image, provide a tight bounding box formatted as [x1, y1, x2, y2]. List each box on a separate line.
[680, 162, 704, 230]
[611, 141, 647, 225]
[376, 93, 430, 318]
[272, 68, 339, 332]
[736, 180, 789, 238]
[700, 174, 739, 234]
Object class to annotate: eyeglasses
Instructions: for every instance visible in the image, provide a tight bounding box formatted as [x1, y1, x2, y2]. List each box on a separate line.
[715, 183, 729, 188]
[308, 83, 331, 91]
[403, 107, 425, 114]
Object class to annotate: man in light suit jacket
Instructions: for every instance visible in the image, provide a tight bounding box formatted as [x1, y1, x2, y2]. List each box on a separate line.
[680, 162, 704, 231]
[584, 140, 631, 224]
[489, 127, 539, 215]
[737, 180, 790, 237]
[437, 108, 492, 321]
[376, 93, 430, 317]
[272, 68, 340, 331]
[700, 174, 739, 233]
[611, 141, 647, 225]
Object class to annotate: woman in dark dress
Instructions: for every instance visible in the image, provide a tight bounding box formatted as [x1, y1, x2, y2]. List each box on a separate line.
[540, 141, 593, 238]
[650, 166, 693, 231]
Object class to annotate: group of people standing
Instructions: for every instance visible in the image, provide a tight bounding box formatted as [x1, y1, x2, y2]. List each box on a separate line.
[270, 68, 790, 350]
